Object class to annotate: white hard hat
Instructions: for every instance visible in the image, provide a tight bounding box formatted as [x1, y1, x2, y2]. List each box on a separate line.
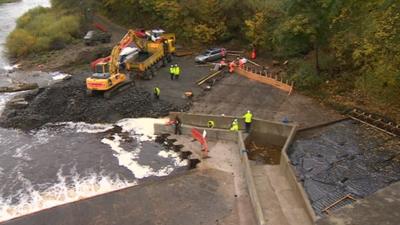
[247, 110, 250, 113]
[170, 65, 173, 67]
[175, 64, 178, 66]
[234, 119, 238, 122]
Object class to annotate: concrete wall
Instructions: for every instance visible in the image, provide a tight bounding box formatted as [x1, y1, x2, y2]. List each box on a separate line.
[155, 113, 317, 224]
[250, 118, 293, 146]
[169, 112, 293, 146]
[238, 132, 266, 225]
[154, 122, 267, 225]
[154, 123, 238, 142]
[279, 126, 317, 222]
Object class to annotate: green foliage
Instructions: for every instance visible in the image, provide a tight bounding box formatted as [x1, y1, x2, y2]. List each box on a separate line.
[100, 0, 232, 44]
[273, 14, 315, 56]
[6, 29, 36, 57]
[0, 0, 19, 4]
[6, 7, 80, 57]
[288, 59, 324, 90]
[244, 12, 268, 48]
[329, 1, 400, 105]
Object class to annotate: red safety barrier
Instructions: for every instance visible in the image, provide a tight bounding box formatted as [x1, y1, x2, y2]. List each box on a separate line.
[94, 23, 108, 32]
[191, 128, 208, 157]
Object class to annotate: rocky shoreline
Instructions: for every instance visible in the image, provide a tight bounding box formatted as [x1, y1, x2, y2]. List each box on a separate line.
[0, 76, 186, 130]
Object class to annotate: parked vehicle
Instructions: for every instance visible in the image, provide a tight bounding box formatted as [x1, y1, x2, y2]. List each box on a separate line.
[84, 30, 112, 46]
[195, 48, 226, 63]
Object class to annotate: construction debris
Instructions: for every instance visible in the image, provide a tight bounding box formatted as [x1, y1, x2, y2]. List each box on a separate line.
[196, 70, 222, 86]
[247, 59, 262, 67]
[272, 60, 280, 66]
[348, 108, 400, 136]
[226, 50, 244, 54]
[227, 53, 241, 57]
[174, 50, 193, 57]
[0, 83, 39, 93]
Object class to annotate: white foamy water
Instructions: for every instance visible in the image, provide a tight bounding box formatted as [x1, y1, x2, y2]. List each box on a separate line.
[0, 92, 19, 114]
[116, 118, 168, 141]
[0, 169, 135, 222]
[101, 118, 188, 179]
[0, 117, 188, 222]
[58, 121, 114, 134]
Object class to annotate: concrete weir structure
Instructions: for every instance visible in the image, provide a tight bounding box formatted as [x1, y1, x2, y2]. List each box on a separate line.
[160, 112, 315, 225]
[1, 112, 317, 225]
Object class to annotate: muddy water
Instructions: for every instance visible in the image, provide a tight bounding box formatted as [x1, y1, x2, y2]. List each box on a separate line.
[246, 142, 282, 165]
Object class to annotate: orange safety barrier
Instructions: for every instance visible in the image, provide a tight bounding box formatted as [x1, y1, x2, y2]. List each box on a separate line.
[191, 128, 209, 158]
[235, 66, 294, 95]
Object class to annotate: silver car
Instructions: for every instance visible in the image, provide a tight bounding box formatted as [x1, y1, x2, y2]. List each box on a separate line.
[195, 48, 226, 63]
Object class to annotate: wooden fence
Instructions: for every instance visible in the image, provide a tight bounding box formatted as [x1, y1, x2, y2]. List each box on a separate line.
[235, 66, 294, 95]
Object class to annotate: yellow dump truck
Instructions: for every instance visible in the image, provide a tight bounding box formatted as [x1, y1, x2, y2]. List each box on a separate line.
[86, 30, 176, 98]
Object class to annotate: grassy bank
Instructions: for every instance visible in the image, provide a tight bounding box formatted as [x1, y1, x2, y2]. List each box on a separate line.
[0, 0, 19, 4]
[6, 6, 80, 57]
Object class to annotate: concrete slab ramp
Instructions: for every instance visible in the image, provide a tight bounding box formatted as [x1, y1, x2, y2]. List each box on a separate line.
[252, 164, 313, 225]
[1, 169, 236, 225]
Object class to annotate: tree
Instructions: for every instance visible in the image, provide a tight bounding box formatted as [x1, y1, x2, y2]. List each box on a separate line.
[244, 12, 268, 49]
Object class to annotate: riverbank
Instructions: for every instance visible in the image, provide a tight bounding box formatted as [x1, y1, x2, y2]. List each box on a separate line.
[0, 0, 19, 4]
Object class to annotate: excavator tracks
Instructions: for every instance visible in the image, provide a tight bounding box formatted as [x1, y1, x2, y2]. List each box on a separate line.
[103, 80, 135, 99]
[87, 80, 135, 99]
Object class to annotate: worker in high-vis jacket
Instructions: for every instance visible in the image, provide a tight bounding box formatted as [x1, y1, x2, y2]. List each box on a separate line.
[153, 87, 160, 99]
[230, 119, 239, 131]
[229, 61, 236, 73]
[174, 64, 181, 80]
[208, 120, 215, 128]
[169, 65, 174, 80]
[243, 110, 253, 133]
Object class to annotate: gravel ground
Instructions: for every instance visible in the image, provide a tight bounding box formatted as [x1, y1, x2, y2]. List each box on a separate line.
[189, 73, 343, 128]
[0, 76, 183, 130]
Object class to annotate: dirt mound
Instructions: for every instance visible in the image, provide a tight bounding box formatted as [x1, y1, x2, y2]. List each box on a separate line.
[0, 78, 186, 130]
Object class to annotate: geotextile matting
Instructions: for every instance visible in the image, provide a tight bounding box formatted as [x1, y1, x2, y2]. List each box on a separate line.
[288, 119, 400, 216]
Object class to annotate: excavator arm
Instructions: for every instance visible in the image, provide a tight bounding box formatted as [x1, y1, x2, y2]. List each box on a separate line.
[108, 29, 149, 74]
[118, 29, 147, 50]
[87, 28, 176, 97]
[109, 45, 122, 75]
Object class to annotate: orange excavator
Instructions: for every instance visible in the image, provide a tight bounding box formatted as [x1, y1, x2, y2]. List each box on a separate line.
[86, 29, 176, 98]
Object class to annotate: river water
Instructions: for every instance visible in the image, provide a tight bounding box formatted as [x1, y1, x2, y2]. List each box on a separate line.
[0, 0, 51, 69]
[0, 1, 188, 222]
